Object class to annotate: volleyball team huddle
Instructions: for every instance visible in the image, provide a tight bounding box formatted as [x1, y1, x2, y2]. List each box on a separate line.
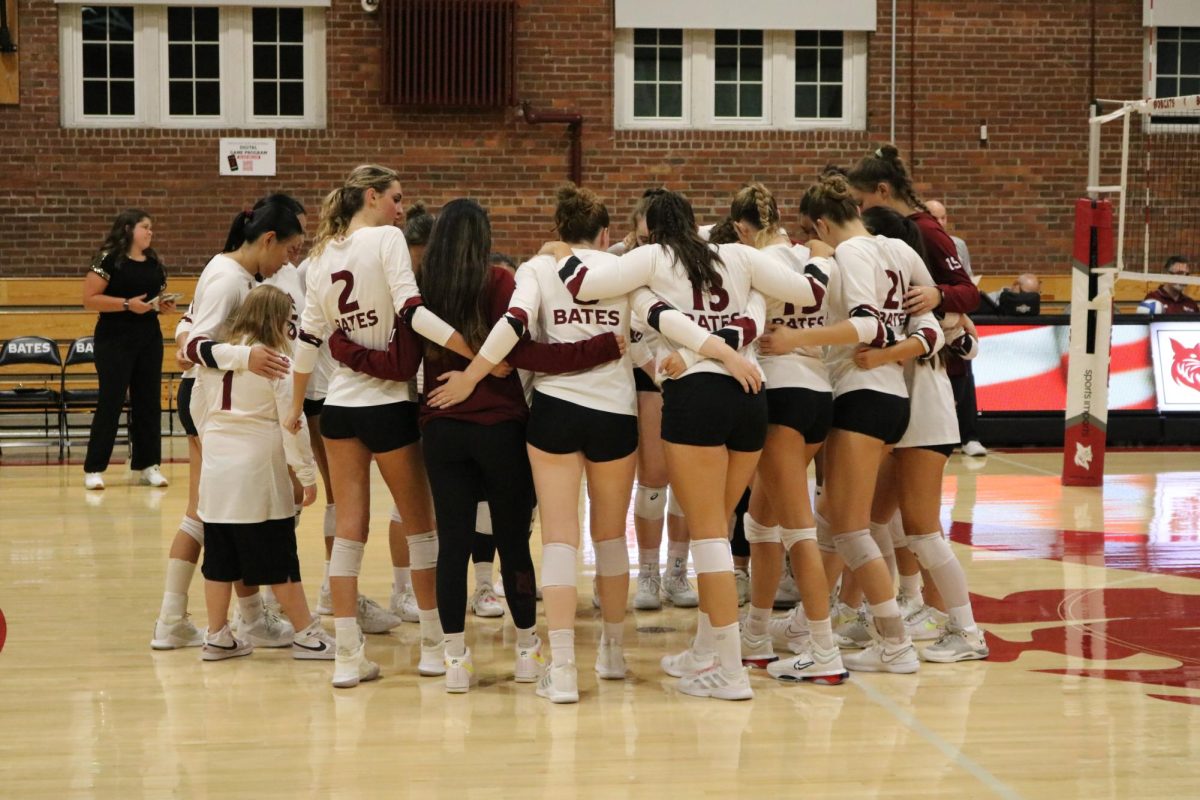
[150, 143, 989, 703]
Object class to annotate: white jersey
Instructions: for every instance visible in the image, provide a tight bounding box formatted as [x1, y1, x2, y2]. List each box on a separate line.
[177, 254, 257, 378]
[759, 243, 832, 393]
[824, 235, 943, 399]
[897, 315, 979, 448]
[556, 241, 823, 383]
[294, 259, 335, 400]
[262, 262, 304, 355]
[191, 353, 316, 524]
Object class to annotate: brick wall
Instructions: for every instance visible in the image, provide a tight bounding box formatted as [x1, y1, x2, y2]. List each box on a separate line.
[0, 0, 1146, 279]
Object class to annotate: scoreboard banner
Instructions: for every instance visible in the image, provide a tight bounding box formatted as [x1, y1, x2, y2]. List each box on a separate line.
[1150, 321, 1200, 412]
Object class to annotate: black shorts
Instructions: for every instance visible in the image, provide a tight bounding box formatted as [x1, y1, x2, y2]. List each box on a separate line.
[661, 373, 768, 452]
[633, 366, 660, 394]
[914, 443, 956, 457]
[201, 517, 301, 586]
[526, 391, 638, 462]
[320, 402, 420, 454]
[303, 397, 325, 417]
[177, 377, 198, 437]
[832, 390, 911, 446]
[766, 388, 833, 444]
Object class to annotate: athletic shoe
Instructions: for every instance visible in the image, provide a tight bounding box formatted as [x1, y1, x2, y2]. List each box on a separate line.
[677, 664, 754, 700]
[514, 637, 545, 683]
[138, 465, 169, 487]
[389, 586, 420, 623]
[444, 648, 474, 693]
[151, 614, 204, 650]
[897, 589, 923, 620]
[774, 569, 801, 609]
[332, 634, 381, 688]
[921, 625, 990, 663]
[734, 568, 751, 607]
[419, 638, 447, 676]
[260, 585, 282, 615]
[834, 603, 872, 649]
[594, 636, 627, 680]
[842, 637, 920, 674]
[905, 604, 949, 642]
[471, 583, 505, 618]
[961, 440, 988, 457]
[536, 663, 580, 703]
[316, 584, 333, 616]
[357, 595, 403, 634]
[767, 643, 848, 685]
[740, 629, 778, 668]
[84, 472, 105, 490]
[292, 619, 336, 660]
[494, 577, 506, 597]
[633, 573, 663, 610]
[234, 606, 295, 648]
[660, 647, 715, 678]
[768, 607, 810, 655]
[661, 572, 699, 607]
[202, 625, 253, 662]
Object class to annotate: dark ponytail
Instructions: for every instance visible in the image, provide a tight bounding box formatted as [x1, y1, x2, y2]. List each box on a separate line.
[861, 205, 928, 264]
[645, 191, 723, 294]
[223, 195, 303, 252]
[847, 144, 925, 210]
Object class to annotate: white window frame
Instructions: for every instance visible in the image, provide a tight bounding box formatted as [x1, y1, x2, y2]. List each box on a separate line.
[59, 4, 326, 129]
[615, 28, 867, 131]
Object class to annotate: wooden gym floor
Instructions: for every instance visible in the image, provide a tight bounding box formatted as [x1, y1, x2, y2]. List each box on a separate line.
[1, 444, 1198, 799]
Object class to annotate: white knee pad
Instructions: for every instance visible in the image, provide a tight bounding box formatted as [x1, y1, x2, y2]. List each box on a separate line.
[889, 511, 907, 547]
[781, 526, 817, 550]
[743, 513, 781, 545]
[407, 531, 438, 570]
[475, 501, 492, 535]
[541, 542, 578, 587]
[329, 538, 365, 578]
[690, 538, 733, 574]
[667, 488, 683, 517]
[906, 532, 954, 570]
[634, 484, 667, 520]
[594, 537, 629, 577]
[180, 515, 204, 546]
[815, 510, 836, 554]
[389, 505, 402, 525]
[869, 521, 896, 557]
[833, 529, 882, 571]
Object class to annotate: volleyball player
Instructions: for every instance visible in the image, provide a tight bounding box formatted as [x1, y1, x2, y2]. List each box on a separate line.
[150, 198, 301, 651]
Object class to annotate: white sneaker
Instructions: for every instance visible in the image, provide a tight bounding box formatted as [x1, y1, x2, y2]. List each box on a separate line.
[202, 625, 253, 661]
[444, 648, 474, 693]
[419, 638, 447, 675]
[332, 634, 381, 688]
[233, 606, 294, 647]
[740, 628, 778, 668]
[842, 637, 920, 674]
[357, 594, 403, 634]
[536, 662, 580, 703]
[471, 583, 505, 618]
[677, 664, 754, 700]
[633, 573, 663, 610]
[961, 440, 988, 457]
[774, 569, 801, 609]
[905, 604, 949, 642]
[661, 572, 699, 607]
[138, 465, 169, 487]
[768, 607, 810, 655]
[594, 636, 627, 679]
[151, 614, 204, 650]
[260, 585, 282, 615]
[84, 472, 105, 490]
[494, 577, 506, 597]
[766, 643, 848, 685]
[660, 647, 715, 678]
[292, 619, 336, 660]
[514, 637, 545, 683]
[921, 625, 990, 663]
[734, 568, 750, 607]
[389, 586, 420, 623]
[316, 584, 333, 615]
[834, 603, 872, 649]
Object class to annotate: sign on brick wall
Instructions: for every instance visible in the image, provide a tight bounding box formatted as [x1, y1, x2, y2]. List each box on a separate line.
[219, 139, 276, 177]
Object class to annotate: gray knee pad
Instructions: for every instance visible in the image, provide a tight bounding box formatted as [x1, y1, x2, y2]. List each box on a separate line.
[407, 531, 438, 570]
[906, 532, 954, 570]
[743, 513, 781, 545]
[541, 542, 577, 587]
[329, 538, 365, 578]
[833, 529, 882, 571]
[594, 537, 629, 577]
[634, 484, 667, 520]
[690, 538, 733, 574]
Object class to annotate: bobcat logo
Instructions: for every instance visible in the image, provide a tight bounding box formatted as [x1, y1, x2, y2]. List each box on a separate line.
[1169, 339, 1200, 393]
[1074, 442, 1093, 470]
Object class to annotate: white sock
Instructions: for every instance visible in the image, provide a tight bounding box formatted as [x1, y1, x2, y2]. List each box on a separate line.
[334, 616, 360, 650]
[638, 548, 660, 573]
[603, 621, 624, 646]
[159, 591, 187, 621]
[899, 572, 923, 603]
[238, 594, 263, 623]
[475, 560, 493, 588]
[693, 612, 714, 656]
[516, 625, 538, 649]
[666, 541, 688, 575]
[549, 629, 575, 666]
[809, 616, 834, 651]
[393, 567, 411, 593]
[868, 599, 905, 642]
[948, 604, 978, 632]
[445, 632, 466, 658]
[160, 559, 195, 619]
[418, 608, 442, 647]
[712, 621, 742, 674]
[747, 605, 771, 637]
[321, 560, 331, 592]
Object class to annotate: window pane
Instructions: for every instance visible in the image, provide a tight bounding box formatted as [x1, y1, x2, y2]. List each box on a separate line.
[1159, 41, 1180, 75]
[634, 47, 657, 81]
[795, 30, 818, 47]
[110, 80, 135, 114]
[279, 45, 303, 80]
[168, 44, 192, 80]
[795, 48, 817, 83]
[820, 30, 843, 47]
[253, 8, 276, 42]
[1160, 27, 1180, 40]
[740, 84, 762, 117]
[660, 50, 682, 82]
[82, 8, 106, 41]
[195, 8, 219, 42]
[83, 80, 107, 114]
[742, 30, 762, 46]
[169, 81, 192, 115]
[1181, 77, 1200, 95]
[196, 81, 221, 115]
[280, 82, 304, 116]
[715, 46, 737, 82]
[279, 9, 304, 43]
[740, 47, 762, 82]
[253, 82, 277, 116]
[819, 85, 842, 118]
[659, 83, 682, 117]
[634, 83, 656, 116]
[634, 29, 656, 46]
[82, 44, 107, 79]
[167, 7, 190, 41]
[1183, 27, 1200, 40]
[109, 44, 134, 79]
[195, 45, 220, 79]
[1157, 76, 1178, 99]
[714, 83, 737, 117]
[254, 45, 277, 79]
[659, 29, 682, 46]
[820, 47, 843, 82]
[1181, 42, 1200, 75]
[795, 84, 817, 117]
[109, 8, 134, 42]
[715, 29, 737, 46]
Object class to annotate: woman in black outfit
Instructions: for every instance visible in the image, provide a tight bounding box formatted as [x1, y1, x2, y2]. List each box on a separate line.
[81, 209, 175, 489]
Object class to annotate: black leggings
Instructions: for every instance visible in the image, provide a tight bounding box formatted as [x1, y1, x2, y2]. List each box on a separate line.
[950, 363, 979, 443]
[84, 328, 163, 473]
[472, 532, 496, 565]
[422, 418, 536, 634]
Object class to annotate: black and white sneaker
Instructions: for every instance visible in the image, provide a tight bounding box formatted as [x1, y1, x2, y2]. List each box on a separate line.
[292, 618, 337, 660]
[202, 624, 254, 661]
